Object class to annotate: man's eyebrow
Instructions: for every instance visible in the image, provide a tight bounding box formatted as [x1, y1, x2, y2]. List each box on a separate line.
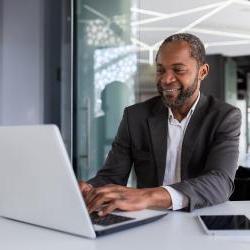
[156, 63, 187, 67]
[172, 63, 186, 67]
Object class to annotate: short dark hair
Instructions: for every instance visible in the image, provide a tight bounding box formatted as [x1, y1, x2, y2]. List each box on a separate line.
[156, 33, 206, 65]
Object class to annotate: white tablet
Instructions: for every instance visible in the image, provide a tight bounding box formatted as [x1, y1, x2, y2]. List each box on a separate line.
[198, 215, 250, 235]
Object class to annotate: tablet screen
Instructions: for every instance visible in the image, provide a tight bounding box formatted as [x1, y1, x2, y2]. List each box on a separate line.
[200, 215, 250, 230]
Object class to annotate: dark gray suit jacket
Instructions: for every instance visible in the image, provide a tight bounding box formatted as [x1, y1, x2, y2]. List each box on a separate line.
[88, 94, 241, 211]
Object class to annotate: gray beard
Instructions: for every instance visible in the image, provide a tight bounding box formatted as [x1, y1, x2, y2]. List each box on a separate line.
[157, 76, 198, 108]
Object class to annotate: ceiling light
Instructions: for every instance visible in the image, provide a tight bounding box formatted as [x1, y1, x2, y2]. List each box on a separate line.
[130, 7, 166, 17]
[178, 0, 233, 33]
[130, 1, 228, 26]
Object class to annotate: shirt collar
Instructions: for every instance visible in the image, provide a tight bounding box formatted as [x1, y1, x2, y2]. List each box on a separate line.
[168, 91, 200, 122]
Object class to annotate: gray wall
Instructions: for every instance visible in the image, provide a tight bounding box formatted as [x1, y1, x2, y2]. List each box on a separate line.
[0, 0, 73, 157]
[0, 0, 44, 125]
[0, 0, 3, 123]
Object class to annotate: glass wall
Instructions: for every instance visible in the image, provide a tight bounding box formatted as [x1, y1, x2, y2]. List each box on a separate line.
[74, 0, 139, 180]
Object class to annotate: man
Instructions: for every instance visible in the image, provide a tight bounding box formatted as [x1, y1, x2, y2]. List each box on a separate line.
[79, 33, 241, 216]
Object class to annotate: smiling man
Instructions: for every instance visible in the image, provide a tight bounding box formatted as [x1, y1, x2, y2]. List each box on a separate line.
[79, 33, 241, 216]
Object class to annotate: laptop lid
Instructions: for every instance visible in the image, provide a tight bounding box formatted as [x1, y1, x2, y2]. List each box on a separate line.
[0, 125, 96, 238]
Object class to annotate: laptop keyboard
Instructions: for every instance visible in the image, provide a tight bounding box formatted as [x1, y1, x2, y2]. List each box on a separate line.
[90, 212, 135, 226]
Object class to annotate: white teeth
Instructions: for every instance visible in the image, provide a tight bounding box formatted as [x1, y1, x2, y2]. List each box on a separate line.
[163, 88, 180, 92]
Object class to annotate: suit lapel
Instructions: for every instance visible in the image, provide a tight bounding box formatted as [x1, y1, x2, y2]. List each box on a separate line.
[147, 99, 168, 185]
[181, 94, 208, 179]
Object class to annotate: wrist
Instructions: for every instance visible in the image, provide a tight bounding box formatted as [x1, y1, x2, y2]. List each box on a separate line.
[144, 187, 172, 209]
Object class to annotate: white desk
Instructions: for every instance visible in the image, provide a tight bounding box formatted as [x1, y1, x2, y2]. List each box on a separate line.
[1, 201, 250, 250]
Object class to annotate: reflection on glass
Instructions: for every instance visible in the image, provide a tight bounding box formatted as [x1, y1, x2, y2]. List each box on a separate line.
[94, 46, 136, 117]
[85, 17, 127, 47]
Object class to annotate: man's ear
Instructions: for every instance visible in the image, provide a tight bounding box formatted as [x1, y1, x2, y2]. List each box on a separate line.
[199, 63, 209, 81]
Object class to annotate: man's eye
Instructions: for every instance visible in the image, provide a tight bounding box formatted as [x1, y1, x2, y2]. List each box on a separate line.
[156, 69, 164, 74]
[174, 69, 186, 73]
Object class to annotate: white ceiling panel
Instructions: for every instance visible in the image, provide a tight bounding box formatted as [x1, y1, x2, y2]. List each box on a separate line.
[133, 0, 250, 63]
[138, 0, 222, 13]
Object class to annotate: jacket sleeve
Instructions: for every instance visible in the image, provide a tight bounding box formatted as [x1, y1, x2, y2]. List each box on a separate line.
[87, 108, 133, 187]
[170, 107, 241, 211]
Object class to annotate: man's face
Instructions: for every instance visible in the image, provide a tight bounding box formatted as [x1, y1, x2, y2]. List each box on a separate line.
[156, 41, 202, 108]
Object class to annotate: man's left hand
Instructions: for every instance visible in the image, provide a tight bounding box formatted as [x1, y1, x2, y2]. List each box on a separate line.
[86, 184, 172, 216]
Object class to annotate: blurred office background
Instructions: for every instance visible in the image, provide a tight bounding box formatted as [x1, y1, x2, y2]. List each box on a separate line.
[1, 0, 250, 186]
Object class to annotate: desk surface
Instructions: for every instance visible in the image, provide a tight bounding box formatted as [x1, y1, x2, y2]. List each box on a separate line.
[1, 201, 250, 250]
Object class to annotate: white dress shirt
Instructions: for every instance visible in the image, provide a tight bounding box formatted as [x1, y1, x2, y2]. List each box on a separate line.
[162, 92, 200, 210]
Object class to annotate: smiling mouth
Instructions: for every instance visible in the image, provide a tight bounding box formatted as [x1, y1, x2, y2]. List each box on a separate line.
[162, 88, 181, 93]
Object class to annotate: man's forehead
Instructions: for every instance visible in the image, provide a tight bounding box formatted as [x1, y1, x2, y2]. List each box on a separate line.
[156, 41, 195, 64]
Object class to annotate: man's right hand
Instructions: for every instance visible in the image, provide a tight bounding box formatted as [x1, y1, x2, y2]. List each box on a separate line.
[78, 180, 93, 199]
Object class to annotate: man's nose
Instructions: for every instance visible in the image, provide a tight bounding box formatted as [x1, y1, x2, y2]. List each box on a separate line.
[160, 71, 176, 85]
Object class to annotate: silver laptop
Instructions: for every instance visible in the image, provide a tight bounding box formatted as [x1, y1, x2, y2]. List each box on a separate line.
[0, 125, 167, 239]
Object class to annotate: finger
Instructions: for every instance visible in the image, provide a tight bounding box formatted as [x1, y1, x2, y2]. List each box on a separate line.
[86, 185, 121, 205]
[85, 188, 100, 205]
[82, 185, 92, 196]
[82, 188, 92, 200]
[98, 201, 118, 216]
[82, 186, 93, 199]
[79, 181, 92, 193]
[78, 181, 85, 191]
[88, 192, 120, 213]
